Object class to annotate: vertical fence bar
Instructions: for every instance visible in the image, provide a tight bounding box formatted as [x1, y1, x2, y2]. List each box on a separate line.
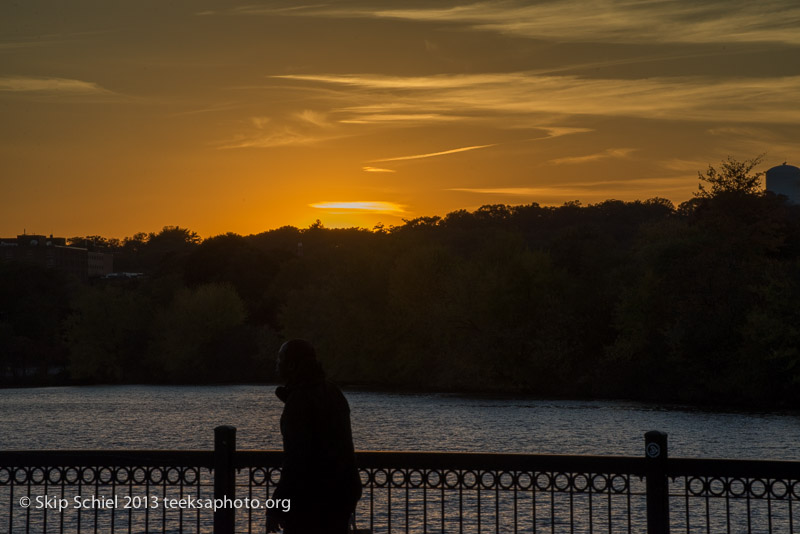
[645, 431, 670, 534]
[214, 425, 236, 534]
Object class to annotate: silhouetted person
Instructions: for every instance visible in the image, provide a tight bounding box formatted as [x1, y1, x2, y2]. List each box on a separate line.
[266, 339, 362, 534]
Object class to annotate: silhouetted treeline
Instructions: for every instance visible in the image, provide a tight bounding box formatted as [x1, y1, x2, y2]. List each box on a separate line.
[3, 188, 800, 407]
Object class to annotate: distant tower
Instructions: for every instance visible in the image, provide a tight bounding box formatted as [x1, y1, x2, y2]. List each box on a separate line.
[766, 163, 800, 204]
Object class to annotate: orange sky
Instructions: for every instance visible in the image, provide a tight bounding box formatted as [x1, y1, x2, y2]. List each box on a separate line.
[2, 1, 799, 239]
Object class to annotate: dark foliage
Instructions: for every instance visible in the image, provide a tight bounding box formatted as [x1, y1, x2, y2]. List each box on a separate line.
[6, 161, 800, 407]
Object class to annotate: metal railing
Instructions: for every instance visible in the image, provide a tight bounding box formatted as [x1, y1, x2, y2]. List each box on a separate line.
[1, 428, 798, 533]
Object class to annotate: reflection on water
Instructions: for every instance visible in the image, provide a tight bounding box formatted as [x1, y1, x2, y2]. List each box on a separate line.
[1, 385, 799, 459]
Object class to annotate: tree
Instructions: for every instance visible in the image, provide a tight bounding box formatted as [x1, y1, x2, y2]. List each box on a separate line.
[695, 154, 765, 198]
[66, 286, 153, 382]
[150, 283, 246, 381]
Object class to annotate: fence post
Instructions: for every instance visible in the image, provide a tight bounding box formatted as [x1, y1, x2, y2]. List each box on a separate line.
[645, 430, 669, 534]
[214, 425, 237, 534]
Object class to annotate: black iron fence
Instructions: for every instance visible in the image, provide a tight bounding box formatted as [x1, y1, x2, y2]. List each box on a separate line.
[1, 427, 798, 533]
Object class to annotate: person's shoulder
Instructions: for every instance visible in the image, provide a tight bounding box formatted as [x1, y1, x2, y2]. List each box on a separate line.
[324, 379, 346, 395]
[324, 380, 350, 408]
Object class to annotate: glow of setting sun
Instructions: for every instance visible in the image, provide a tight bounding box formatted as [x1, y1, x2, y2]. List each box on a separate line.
[310, 201, 407, 214]
[2, 0, 799, 238]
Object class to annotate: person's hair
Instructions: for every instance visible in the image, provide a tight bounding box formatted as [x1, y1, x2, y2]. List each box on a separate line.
[279, 339, 316, 362]
[278, 339, 324, 384]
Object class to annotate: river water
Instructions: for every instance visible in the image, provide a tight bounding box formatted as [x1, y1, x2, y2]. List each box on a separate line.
[2, 385, 798, 459]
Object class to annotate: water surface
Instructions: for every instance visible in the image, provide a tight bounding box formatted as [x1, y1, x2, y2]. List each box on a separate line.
[2, 385, 798, 460]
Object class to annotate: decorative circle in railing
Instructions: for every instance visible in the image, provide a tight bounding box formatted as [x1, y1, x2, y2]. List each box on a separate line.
[707, 477, 725, 497]
[535, 472, 552, 491]
[459, 470, 476, 489]
[15, 467, 29, 484]
[98, 466, 115, 485]
[131, 467, 148, 485]
[391, 468, 406, 488]
[115, 467, 132, 485]
[768, 479, 788, 499]
[148, 467, 164, 485]
[610, 474, 628, 493]
[748, 479, 767, 499]
[0, 467, 11, 485]
[553, 473, 571, 492]
[30, 467, 46, 484]
[516, 471, 533, 490]
[423, 469, 441, 488]
[791, 480, 800, 499]
[591, 474, 609, 492]
[45, 467, 62, 484]
[480, 471, 496, 490]
[166, 467, 182, 485]
[443, 470, 459, 489]
[728, 478, 747, 497]
[82, 467, 97, 484]
[498, 471, 515, 490]
[372, 468, 388, 487]
[269, 467, 281, 485]
[573, 473, 590, 492]
[183, 466, 199, 485]
[250, 467, 267, 485]
[687, 476, 705, 496]
[181, 467, 200, 485]
[65, 467, 81, 485]
[407, 469, 424, 488]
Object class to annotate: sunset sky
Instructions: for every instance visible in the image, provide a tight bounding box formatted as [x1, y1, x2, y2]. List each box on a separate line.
[2, 0, 799, 238]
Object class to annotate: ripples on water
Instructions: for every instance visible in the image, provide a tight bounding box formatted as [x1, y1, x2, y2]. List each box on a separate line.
[1, 385, 798, 459]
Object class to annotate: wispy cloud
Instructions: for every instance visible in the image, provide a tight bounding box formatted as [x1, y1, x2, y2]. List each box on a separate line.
[233, 4, 330, 16]
[536, 127, 594, 138]
[0, 76, 111, 95]
[371, 144, 496, 163]
[310, 201, 406, 213]
[220, 112, 341, 149]
[296, 109, 331, 127]
[363, 166, 397, 173]
[549, 148, 636, 165]
[340, 113, 462, 124]
[283, 0, 800, 46]
[276, 72, 800, 124]
[170, 102, 240, 116]
[276, 73, 505, 89]
[658, 158, 712, 173]
[219, 127, 333, 149]
[450, 176, 694, 199]
[449, 187, 549, 196]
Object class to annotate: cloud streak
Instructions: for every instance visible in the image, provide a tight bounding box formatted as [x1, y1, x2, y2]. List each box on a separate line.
[450, 176, 694, 199]
[370, 144, 496, 163]
[277, 72, 800, 124]
[276, 0, 800, 46]
[220, 111, 345, 149]
[0, 76, 111, 95]
[549, 148, 636, 165]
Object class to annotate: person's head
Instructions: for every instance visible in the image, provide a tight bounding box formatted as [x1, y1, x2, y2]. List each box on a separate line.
[276, 339, 319, 383]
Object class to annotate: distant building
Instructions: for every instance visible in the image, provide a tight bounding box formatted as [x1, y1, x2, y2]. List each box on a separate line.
[766, 163, 800, 204]
[0, 234, 113, 280]
[88, 251, 114, 277]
